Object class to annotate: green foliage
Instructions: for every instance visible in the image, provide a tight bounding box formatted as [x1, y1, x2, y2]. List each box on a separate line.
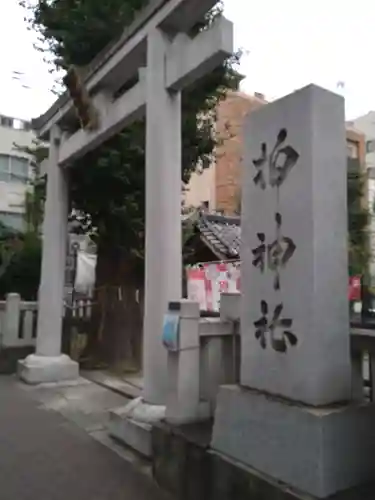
[22, 0, 148, 69]
[69, 123, 146, 254]
[0, 142, 46, 299]
[0, 222, 23, 281]
[13, 140, 48, 234]
[182, 207, 200, 261]
[0, 232, 42, 300]
[0, 220, 42, 300]
[0, 221, 20, 241]
[347, 168, 370, 276]
[21, 0, 241, 275]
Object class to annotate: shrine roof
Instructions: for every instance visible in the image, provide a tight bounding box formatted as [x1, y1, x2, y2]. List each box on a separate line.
[196, 213, 241, 260]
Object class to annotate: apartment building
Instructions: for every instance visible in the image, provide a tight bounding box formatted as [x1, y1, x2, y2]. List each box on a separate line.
[183, 91, 267, 214]
[0, 114, 35, 231]
[186, 92, 367, 218]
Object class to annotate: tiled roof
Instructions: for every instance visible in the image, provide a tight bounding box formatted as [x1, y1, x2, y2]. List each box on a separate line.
[196, 213, 241, 260]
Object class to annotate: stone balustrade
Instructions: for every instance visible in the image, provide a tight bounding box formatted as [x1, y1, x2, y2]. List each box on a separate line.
[164, 294, 240, 424]
[164, 293, 375, 426]
[0, 293, 93, 374]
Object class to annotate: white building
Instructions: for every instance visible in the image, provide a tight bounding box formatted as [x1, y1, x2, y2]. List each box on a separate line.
[350, 112, 375, 170]
[0, 114, 35, 231]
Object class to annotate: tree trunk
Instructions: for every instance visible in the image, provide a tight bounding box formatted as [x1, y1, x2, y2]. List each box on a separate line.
[84, 241, 143, 372]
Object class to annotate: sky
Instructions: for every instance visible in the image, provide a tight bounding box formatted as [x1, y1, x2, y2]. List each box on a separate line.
[0, 0, 374, 121]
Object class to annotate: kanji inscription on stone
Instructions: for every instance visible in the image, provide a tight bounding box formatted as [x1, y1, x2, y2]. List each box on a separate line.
[253, 300, 297, 353]
[252, 129, 299, 189]
[251, 213, 296, 290]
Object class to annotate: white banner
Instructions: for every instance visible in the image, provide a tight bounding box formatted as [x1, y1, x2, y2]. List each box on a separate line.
[75, 251, 97, 293]
[186, 261, 241, 312]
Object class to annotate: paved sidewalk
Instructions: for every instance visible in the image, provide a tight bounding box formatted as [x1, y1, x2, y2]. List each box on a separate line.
[0, 376, 170, 500]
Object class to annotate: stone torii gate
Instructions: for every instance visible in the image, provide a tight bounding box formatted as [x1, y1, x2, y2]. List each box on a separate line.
[18, 0, 233, 406]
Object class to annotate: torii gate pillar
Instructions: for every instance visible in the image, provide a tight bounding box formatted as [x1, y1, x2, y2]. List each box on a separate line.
[143, 27, 182, 404]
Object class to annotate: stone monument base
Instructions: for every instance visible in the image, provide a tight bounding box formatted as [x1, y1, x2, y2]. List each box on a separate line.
[211, 385, 375, 499]
[108, 397, 166, 457]
[18, 354, 79, 384]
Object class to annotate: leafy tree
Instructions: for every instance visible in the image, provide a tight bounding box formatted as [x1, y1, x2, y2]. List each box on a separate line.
[347, 167, 370, 277]
[14, 140, 48, 234]
[0, 142, 46, 300]
[347, 164, 372, 316]
[0, 222, 23, 282]
[21, 0, 241, 369]
[0, 232, 42, 300]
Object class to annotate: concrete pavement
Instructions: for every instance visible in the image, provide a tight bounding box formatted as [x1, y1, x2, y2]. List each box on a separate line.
[0, 376, 170, 500]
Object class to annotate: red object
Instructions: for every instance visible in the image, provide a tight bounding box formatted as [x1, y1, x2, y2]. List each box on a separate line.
[348, 276, 361, 301]
[187, 262, 241, 312]
[187, 264, 361, 310]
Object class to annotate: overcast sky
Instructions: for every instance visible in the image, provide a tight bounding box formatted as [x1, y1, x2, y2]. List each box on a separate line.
[0, 0, 373, 121]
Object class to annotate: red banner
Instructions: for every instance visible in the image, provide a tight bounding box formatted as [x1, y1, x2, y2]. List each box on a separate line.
[348, 276, 361, 301]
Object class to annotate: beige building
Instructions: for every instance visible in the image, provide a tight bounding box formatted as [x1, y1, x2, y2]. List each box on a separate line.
[183, 166, 216, 211]
[186, 92, 368, 217]
[183, 91, 267, 214]
[0, 114, 35, 231]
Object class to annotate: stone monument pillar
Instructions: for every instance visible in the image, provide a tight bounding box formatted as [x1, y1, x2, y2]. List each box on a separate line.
[18, 126, 79, 383]
[212, 85, 375, 498]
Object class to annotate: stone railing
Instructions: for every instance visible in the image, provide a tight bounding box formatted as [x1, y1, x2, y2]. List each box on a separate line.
[0, 293, 93, 350]
[0, 294, 38, 349]
[164, 294, 240, 424]
[164, 293, 375, 424]
[351, 328, 374, 402]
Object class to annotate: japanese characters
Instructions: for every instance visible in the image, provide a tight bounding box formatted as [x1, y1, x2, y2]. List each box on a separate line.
[252, 213, 296, 291]
[254, 300, 297, 353]
[251, 129, 299, 352]
[253, 128, 299, 189]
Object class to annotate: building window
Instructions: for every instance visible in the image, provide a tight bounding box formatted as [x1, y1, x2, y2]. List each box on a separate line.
[0, 115, 13, 128]
[201, 200, 209, 212]
[13, 119, 31, 131]
[0, 211, 24, 231]
[0, 155, 29, 184]
[13, 119, 24, 130]
[347, 141, 359, 159]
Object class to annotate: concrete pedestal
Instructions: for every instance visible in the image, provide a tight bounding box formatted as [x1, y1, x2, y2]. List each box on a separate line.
[18, 354, 79, 385]
[211, 385, 375, 498]
[108, 397, 166, 457]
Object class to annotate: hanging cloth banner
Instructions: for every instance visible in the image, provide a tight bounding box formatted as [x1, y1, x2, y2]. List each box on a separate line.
[186, 261, 241, 312]
[187, 261, 360, 312]
[75, 251, 97, 293]
[348, 276, 361, 301]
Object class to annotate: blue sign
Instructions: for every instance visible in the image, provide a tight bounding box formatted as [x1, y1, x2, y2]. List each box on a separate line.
[162, 313, 180, 351]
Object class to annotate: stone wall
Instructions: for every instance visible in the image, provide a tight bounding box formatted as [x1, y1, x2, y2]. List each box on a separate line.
[151, 420, 375, 500]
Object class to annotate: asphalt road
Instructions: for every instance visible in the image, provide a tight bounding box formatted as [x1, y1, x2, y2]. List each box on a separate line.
[0, 376, 170, 500]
